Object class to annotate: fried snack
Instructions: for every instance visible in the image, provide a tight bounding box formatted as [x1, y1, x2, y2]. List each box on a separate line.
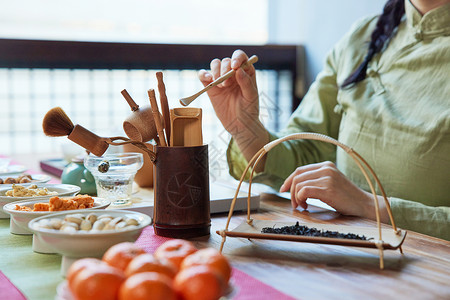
[5, 184, 57, 197]
[14, 205, 32, 211]
[4, 177, 16, 184]
[13, 195, 95, 212]
[33, 203, 50, 211]
[1, 174, 32, 185]
[19, 177, 32, 183]
[49, 195, 94, 211]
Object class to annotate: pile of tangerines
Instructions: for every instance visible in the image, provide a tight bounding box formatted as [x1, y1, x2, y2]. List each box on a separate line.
[66, 239, 232, 300]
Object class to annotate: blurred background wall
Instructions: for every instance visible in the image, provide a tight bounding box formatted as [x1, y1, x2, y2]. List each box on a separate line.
[0, 0, 387, 177]
[268, 0, 386, 86]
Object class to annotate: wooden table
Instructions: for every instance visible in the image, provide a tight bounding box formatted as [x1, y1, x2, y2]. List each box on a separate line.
[4, 154, 450, 299]
[202, 194, 450, 299]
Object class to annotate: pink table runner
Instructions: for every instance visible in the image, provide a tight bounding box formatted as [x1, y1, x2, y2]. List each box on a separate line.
[0, 155, 295, 299]
[135, 226, 296, 300]
[0, 227, 295, 300]
[0, 271, 27, 300]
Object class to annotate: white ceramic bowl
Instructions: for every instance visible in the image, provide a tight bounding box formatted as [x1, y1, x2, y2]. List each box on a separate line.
[0, 174, 52, 188]
[0, 184, 81, 219]
[28, 209, 152, 275]
[3, 197, 111, 235]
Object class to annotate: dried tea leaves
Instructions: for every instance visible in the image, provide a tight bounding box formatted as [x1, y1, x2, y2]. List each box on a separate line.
[261, 221, 368, 240]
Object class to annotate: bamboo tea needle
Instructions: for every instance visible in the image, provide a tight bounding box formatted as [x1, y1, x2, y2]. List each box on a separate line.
[147, 89, 167, 147]
[179, 55, 258, 106]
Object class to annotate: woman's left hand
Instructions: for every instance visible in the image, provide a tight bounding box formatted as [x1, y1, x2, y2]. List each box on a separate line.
[279, 161, 388, 222]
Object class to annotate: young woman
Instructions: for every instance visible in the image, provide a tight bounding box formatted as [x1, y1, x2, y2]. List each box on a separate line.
[198, 0, 450, 240]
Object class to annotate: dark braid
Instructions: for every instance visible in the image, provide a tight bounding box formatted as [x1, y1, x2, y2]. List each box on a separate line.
[341, 0, 405, 88]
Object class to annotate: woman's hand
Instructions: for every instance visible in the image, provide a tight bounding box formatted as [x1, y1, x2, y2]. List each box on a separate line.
[199, 50, 269, 167]
[198, 49, 261, 137]
[279, 161, 389, 222]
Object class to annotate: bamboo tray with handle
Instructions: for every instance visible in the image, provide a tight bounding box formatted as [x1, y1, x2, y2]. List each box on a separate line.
[216, 133, 407, 269]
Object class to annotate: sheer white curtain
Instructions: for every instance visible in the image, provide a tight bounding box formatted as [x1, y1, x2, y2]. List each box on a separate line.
[0, 0, 268, 44]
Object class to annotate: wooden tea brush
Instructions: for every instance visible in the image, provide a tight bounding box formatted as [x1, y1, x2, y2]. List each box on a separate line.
[42, 107, 109, 157]
[43, 107, 158, 161]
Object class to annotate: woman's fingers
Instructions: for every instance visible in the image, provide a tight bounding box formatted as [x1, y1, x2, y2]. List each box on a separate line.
[287, 170, 324, 209]
[204, 51, 255, 91]
[231, 50, 249, 69]
[278, 161, 382, 220]
[232, 49, 256, 78]
[198, 69, 213, 86]
[219, 57, 234, 87]
[280, 162, 339, 210]
[210, 58, 221, 81]
[293, 179, 329, 210]
[280, 162, 329, 192]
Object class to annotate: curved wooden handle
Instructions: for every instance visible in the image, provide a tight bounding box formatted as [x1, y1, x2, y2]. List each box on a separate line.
[108, 136, 157, 162]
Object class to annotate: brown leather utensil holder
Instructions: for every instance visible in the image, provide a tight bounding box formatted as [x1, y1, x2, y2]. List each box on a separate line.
[153, 144, 210, 238]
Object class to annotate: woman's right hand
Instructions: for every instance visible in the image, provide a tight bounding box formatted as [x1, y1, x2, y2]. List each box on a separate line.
[198, 49, 261, 137]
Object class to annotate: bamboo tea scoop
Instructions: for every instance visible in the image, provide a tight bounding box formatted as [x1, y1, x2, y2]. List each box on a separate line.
[170, 107, 202, 147]
[122, 89, 160, 143]
[180, 55, 258, 106]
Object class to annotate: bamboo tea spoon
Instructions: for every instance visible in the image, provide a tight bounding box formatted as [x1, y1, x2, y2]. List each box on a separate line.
[122, 89, 159, 143]
[179, 55, 258, 106]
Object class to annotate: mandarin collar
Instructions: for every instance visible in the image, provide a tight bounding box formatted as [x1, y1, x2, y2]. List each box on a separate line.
[405, 0, 450, 37]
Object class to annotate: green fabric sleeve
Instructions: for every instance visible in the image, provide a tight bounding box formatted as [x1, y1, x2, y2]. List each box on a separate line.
[389, 197, 450, 240]
[226, 131, 287, 189]
[225, 16, 382, 189]
[226, 27, 346, 190]
[225, 12, 450, 241]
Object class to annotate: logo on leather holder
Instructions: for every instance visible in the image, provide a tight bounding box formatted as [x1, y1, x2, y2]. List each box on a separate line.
[166, 172, 202, 208]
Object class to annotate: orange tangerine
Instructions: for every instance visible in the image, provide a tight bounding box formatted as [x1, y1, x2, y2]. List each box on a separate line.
[102, 242, 146, 271]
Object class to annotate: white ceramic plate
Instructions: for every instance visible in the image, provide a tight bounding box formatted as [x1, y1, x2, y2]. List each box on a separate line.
[0, 184, 81, 219]
[56, 281, 74, 300]
[3, 197, 110, 235]
[0, 174, 52, 188]
[28, 209, 151, 275]
[0, 165, 27, 176]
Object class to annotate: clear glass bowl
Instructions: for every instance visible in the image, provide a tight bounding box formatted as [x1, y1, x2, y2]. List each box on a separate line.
[84, 153, 144, 205]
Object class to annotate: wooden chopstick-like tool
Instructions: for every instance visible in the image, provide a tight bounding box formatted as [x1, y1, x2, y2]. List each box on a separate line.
[156, 72, 171, 146]
[147, 89, 167, 147]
